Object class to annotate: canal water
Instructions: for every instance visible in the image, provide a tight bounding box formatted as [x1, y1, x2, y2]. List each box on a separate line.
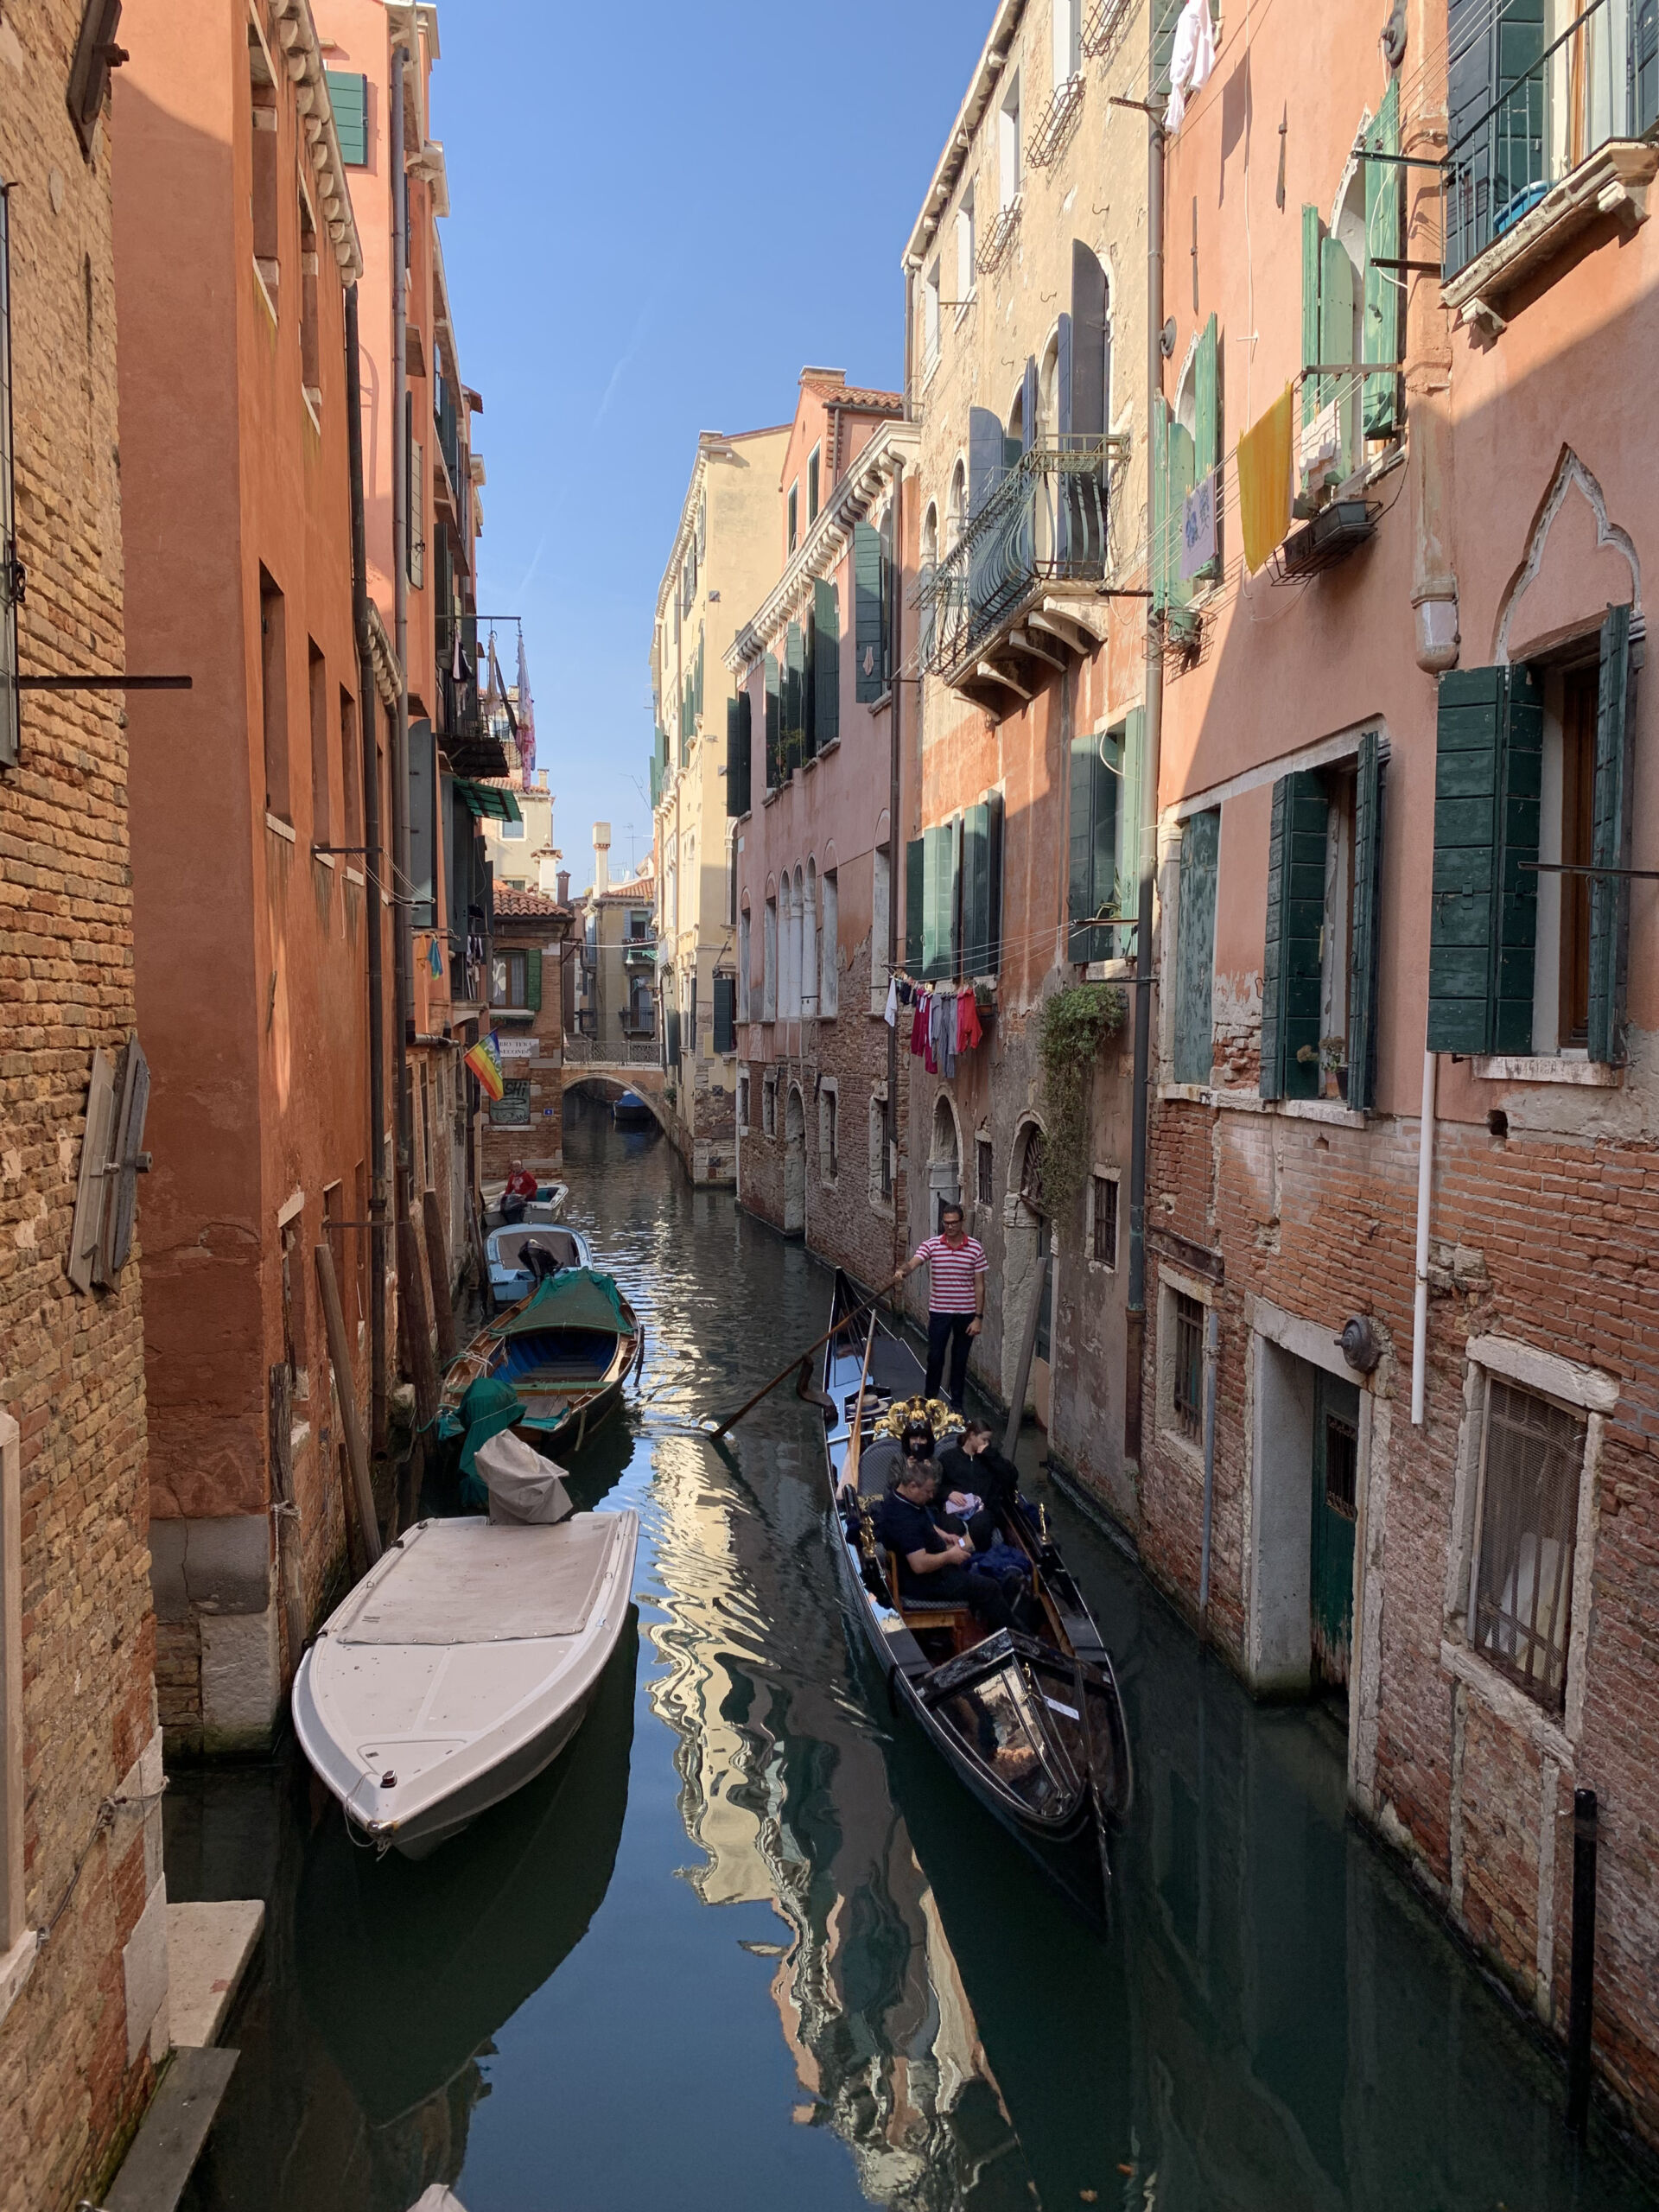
[169, 1103, 1658, 2212]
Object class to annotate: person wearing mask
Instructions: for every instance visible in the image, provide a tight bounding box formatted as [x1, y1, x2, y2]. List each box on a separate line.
[873, 1422, 1015, 1633]
[899, 1203, 988, 1411]
[499, 1157, 538, 1225]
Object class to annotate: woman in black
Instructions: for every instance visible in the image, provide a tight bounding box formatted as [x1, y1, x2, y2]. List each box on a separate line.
[873, 1424, 1015, 1633]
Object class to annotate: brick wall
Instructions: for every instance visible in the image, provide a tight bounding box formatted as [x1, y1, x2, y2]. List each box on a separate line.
[0, 12, 166, 2203]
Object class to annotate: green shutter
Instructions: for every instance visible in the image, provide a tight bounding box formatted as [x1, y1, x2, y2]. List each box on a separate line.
[1166, 420, 1196, 613]
[854, 522, 885, 702]
[1319, 236, 1356, 475]
[726, 693, 751, 817]
[921, 825, 944, 982]
[325, 70, 368, 165]
[1427, 664, 1541, 1055]
[1119, 707, 1144, 963]
[963, 804, 988, 979]
[784, 620, 805, 772]
[764, 653, 781, 791]
[947, 817, 963, 981]
[813, 578, 840, 751]
[1151, 397, 1170, 613]
[1151, 0, 1186, 96]
[1348, 730, 1383, 1110]
[1068, 734, 1096, 931]
[1363, 79, 1402, 439]
[1262, 772, 1327, 1097]
[713, 973, 736, 1055]
[905, 836, 925, 971]
[696, 630, 705, 721]
[1173, 808, 1220, 1085]
[1301, 206, 1325, 427]
[1194, 314, 1220, 583]
[1588, 601, 1633, 1065]
[985, 791, 1003, 975]
[525, 947, 543, 1012]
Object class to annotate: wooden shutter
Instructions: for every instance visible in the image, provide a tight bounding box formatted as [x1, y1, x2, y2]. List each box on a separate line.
[1193, 312, 1220, 582]
[1301, 207, 1325, 427]
[985, 790, 1003, 975]
[854, 523, 885, 702]
[921, 823, 945, 981]
[1262, 772, 1328, 1097]
[99, 1033, 150, 1286]
[68, 1048, 119, 1294]
[1151, 0, 1186, 95]
[1071, 243, 1108, 438]
[407, 718, 437, 925]
[963, 804, 988, 978]
[1588, 601, 1633, 1064]
[1363, 78, 1402, 439]
[1173, 809, 1219, 1085]
[813, 578, 839, 750]
[905, 836, 925, 971]
[764, 653, 781, 789]
[784, 621, 805, 769]
[1067, 734, 1096, 935]
[1056, 311, 1074, 437]
[713, 973, 736, 1054]
[946, 816, 963, 980]
[1020, 356, 1039, 453]
[968, 405, 1006, 518]
[1166, 418, 1196, 612]
[1347, 731, 1383, 1110]
[726, 693, 751, 817]
[1151, 396, 1170, 613]
[525, 947, 543, 1012]
[1119, 708, 1144, 958]
[325, 70, 369, 165]
[1319, 237, 1356, 476]
[410, 436, 425, 589]
[0, 186, 16, 770]
[1427, 664, 1541, 1054]
[666, 1004, 681, 1066]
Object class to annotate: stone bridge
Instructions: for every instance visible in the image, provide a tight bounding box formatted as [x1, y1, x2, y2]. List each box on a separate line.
[558, 1039, 671, 1135]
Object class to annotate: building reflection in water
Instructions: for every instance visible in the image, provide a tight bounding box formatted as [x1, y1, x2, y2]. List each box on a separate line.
[645, 1433, 1033, 2209]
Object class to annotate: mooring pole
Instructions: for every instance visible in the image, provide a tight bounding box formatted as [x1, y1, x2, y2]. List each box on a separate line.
[1566, 1784, 1599, 2137]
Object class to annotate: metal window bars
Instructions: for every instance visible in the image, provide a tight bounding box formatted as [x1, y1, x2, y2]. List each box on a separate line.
[1081, 0, 1136, 61]
[1445, 0, 1659, 279]
[976, 196, 1024, 276]
[1471, 1376, 1585, 1713]
[1029, 75, 1086, 168]
[916, 438, 1126, 681]
[1173, 1293, 1205, 1442]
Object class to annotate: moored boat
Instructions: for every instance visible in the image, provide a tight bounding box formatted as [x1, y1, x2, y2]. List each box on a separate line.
[484, 1219, 592, 1311]
[820, 1269, 1132, 1928]
[439, 1266, 641, 1458]
[481, 1178, 567, 1230]
[611, 1090, 652, 1127]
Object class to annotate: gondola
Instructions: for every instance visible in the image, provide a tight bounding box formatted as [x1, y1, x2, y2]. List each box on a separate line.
[438, 1266, 642, 1459]
[820, 1268, 1132, 1929]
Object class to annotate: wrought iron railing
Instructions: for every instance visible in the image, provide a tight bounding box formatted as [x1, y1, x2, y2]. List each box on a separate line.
[976, 197, 1023, 276]
[1445, 0, 1659, 278]
[916, 439, 1122, 678]
[1028, 75, 1084, 168]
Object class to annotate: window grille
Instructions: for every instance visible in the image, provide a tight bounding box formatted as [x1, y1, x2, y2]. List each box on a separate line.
[1173, 1292, 1205, 1442]
[1092, 1174, 1118, 1267]
[976, 1137, 994, 1211]
[1471, 1376, 1584, 1712]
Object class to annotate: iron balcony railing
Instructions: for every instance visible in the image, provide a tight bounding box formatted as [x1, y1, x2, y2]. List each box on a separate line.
[917, 439, 1122, 679]
[1445, 0, 1659, 278]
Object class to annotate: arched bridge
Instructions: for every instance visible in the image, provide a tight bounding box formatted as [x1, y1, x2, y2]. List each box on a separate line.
[558, 1041, 671, 1135]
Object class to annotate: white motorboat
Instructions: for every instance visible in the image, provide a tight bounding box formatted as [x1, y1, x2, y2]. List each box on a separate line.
[484, 1220, 592, 1311]
[293, 1503, 639, 1859]
[481, 1179, 567, 1230]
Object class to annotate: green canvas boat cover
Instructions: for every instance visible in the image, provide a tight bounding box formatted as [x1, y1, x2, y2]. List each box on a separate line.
[497, 1268, 630, 1339]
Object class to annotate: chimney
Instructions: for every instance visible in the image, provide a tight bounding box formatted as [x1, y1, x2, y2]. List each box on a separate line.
[556, 868, 570, 906]
[592, 821, 611, 897]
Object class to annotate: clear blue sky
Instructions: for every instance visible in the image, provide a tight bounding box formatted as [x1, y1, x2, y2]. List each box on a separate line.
[436, 0, 988, 895]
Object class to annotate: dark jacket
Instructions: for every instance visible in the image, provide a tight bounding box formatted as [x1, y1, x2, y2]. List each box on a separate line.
[938, 1440, 1018, 1516]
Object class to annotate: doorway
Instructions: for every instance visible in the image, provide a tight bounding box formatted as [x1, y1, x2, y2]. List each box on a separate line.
[784, 1084, 805, 1236]
[927, 1096, 961, 1229]
[1310, 1370, 1360, 1690]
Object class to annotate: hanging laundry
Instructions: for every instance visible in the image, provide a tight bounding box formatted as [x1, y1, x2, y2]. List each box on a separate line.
[884, 976, 899, 1027]
[1164, 0, 1217, 135]
[939, 990, 958, 1081]
[428, 937, 444, 979]
[957, 989, 984, 1055]
[1237, 385, 1294, 574]
[911, 991, 929, 1060]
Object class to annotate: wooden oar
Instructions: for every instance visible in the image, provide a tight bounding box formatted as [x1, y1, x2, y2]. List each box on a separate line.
[701, 1270, 906, 1439]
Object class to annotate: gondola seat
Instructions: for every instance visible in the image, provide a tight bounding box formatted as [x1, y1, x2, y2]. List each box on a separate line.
[885, 1550, 974, 1648]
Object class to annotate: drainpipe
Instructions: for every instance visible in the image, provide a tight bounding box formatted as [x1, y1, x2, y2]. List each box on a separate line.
[1411, 1045, 1437, 1425]
[1198, 1302, 1219, 1632]
[1124, 106, 1167, 1473]
[346, 283, 389, 1456]
[1406, 0, 1459, 675]
[390, 49, 416, 1252]
[887, 450, 905, 1286]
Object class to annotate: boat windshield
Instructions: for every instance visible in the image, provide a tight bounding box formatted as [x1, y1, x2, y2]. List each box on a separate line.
[935, 1664, 1072, 1815]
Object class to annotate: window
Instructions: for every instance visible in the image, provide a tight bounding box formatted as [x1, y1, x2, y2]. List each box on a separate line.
[498, 815, 525, 841]
[738, 906, 752, 1022]
[976, 1136, 994, 1211]
[1091, 1172, 1119, 1268]
[1468, 1376, 1586, 1712]
[961, 797, 1003, 977]
[872, 844, 891, 995]
[1172, 1291, 1204, 1442]
[819, 1082, 838, 1183]
[819, 869, 838, 1016]
[787, 481, 798, 556]
[308, 641, 329, 845]
[956, 186, 976, 303]
[260, 567, 289, 821]
[737, 1071, 750, 1132]
[687, 972, 699, 1056]
[0, 181, 15, 772]
[492, 948, 541, 1008]
[763, 1071, 778, 1136]
[1173, 808, 1219, 1086]
[922, 261, 941, 373]
[340, 687, 361, 853]
[696, 493, 707, 557]
[807, 447, 821, 524]
[249, 21, 280, 304]
[947, 459, 968, 550]
[1052, 0, 1081, 90]
[1069, 715, 1139, 963]
[763, 895, 778, 1020]
[999, 73, 1022, 209]
[298, 187, 321, 413]
[713, 974, 736, 1054]
[727, 690, 753, 817]
[853, 519, 890, 702]
[1264, 731, 1383, 1107]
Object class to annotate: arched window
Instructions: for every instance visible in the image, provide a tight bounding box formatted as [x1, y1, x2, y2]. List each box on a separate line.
[947, 459, 967, 549]
[921, 502, 939, 571]
[802, 859, 820, 1018]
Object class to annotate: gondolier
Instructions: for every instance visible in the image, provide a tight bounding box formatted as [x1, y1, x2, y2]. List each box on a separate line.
[900, 1204, 988, 1411]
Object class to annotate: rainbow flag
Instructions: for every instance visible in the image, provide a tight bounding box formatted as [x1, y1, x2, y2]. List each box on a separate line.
[464, 1029, 505, 1103]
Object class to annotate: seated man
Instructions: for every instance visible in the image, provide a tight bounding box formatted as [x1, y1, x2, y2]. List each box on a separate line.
[499, 1156, 538, 1225]
[874, 1429, 1015, 1634]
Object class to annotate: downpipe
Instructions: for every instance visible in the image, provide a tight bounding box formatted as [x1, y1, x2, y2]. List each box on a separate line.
[1198, 1303, 1219, 1637]
[1410, 1046, 1436, 1426]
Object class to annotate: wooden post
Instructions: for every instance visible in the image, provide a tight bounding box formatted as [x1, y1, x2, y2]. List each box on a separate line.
[396, 1215, 441, 1429]
[1567, 1786, 1599, 2136]
[267, 1363, 308, 1671]
[1001, 1247, 1050, 1461]
[423, 1185, 457, 1362]
[315, 1243, 384, 1566]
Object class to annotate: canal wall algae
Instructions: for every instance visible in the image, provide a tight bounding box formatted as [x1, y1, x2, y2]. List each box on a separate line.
[162, 1117, 1658, 2209]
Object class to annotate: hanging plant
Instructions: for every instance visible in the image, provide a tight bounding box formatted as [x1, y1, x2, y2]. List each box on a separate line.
[1037, 982, 1128, 1224]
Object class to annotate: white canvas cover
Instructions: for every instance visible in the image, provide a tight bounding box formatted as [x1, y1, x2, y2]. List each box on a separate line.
[336, 1517, 617, 1644]
[474, 1427, 575, 1525]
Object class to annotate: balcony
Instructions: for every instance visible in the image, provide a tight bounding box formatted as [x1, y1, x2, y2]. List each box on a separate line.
[621, 932, 657, 966]
[1444, 0, 1659, 302]
[917, 438, 1127, 709]
[435, 613, 512, 778]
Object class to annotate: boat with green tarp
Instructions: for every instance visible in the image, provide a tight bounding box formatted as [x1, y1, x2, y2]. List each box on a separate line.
[439, 1267, 643, 1456]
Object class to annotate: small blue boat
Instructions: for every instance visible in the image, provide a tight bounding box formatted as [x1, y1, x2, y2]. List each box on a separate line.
[612, 1090, 652, 1127]
[439, 1268, 641, 1458]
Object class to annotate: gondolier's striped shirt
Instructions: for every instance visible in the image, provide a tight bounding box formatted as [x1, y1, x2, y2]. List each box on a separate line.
[912, 1234, 988, 1315]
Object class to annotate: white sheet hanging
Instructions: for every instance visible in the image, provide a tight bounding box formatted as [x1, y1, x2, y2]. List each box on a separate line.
[1164, 0, 1217, 135]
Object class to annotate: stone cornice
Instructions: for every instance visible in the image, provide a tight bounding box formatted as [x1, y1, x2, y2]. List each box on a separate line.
[272, 0, 365, 281]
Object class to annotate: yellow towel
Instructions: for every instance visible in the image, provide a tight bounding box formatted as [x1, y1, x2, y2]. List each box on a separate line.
[1237, 385, 1294, 575]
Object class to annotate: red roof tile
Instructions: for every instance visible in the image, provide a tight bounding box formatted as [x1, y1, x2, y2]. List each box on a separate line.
[494, 887, 571, 919]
